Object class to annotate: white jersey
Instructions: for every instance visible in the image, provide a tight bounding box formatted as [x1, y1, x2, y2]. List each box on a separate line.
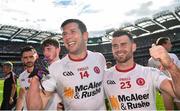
[18, 70, 31, 110]
[148, 53, 180, 76]
[103, 64, 167, 110]
[45, 59, 62, 110]
[42, 50, 106, 110]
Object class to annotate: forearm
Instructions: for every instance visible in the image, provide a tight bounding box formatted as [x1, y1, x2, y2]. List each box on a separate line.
[10, 84, 16, 98]
[167, 62, 180, 99]
[16, 97, 23, 110]
[26, 76, 43, 110]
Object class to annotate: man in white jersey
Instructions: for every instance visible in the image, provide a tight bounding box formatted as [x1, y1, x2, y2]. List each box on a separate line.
[16, 46, 38, 110]
[148, 37, 180, 110]
[27, 19, 106, 110]
[103, 30, 180, 110]
[41, 38, 62, 110]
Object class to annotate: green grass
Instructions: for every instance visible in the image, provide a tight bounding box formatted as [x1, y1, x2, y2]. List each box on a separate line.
[0, 80, 165, 110]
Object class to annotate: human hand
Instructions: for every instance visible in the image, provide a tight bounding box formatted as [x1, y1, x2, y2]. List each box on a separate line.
[149, 44, 172, 69]
[9, 97, 13, 105]
[28, 58, 49, 80]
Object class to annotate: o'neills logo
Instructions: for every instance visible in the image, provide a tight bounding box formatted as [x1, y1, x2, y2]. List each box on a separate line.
[115, 93, 150, 110]
[64, 81, 102, 99]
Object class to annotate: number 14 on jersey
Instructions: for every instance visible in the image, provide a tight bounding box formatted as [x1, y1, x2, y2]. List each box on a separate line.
[80, 71, 89, 79]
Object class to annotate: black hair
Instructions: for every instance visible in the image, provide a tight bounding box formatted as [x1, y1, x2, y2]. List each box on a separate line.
[156, 37, 170, 45]
[42, 38, 60, 49]
[20, 45, 37, 56]
[61, 19, 87, 33]
[112, 30, 134, 42]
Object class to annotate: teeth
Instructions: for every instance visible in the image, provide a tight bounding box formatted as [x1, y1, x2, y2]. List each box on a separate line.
[118, 53, 124, 56]
[68, 42, 75, 46]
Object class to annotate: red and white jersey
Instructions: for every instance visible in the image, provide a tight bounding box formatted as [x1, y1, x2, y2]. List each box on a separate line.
[45, 59, 62, 110]
[42, 50, 106, 110]
[103, 64, 167, 110]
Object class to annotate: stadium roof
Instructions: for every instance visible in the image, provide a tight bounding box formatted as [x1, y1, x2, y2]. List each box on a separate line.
[120, 6, 180, 37]
[1, 5, 180, 44]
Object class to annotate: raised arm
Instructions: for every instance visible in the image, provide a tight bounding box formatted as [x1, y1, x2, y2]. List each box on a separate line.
[149, 45, 180, 99]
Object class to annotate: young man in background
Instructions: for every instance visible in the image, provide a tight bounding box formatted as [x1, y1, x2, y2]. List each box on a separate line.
[41, 38, 62, 110]
[16, 46, 38, 110]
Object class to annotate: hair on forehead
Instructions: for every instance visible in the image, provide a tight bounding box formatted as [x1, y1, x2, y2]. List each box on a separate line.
[20, 45, 37, 56]
[61, 19, 87, 33]
[156, 37, 170, 45]
[2, 61, 13, 69]
[42, 38, 60, 48]
[112, 30, 134, 42]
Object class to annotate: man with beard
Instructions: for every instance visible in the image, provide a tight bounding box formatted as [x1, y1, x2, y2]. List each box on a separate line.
[16, 46, 38, 110]
[103, 30, 180, 110]
[27, 19, 106, 110]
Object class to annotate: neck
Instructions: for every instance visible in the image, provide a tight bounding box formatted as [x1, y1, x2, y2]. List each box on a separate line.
[68, 49, 87, 61]
[116, 58, 135, 71]
[27, 66, 34, 73]
[50, 57, 60, 65]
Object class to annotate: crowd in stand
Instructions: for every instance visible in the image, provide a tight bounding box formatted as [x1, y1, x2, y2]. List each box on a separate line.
[0, 19, 180, 110]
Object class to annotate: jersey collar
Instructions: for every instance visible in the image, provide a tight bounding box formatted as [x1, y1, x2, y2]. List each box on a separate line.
[115, 63, 136, 72]
[68, 52, 88, 62]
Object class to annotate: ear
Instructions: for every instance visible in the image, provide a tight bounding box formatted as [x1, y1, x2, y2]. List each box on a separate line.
[35, 53, 39, 60]
[82, 32, 88, 42]
[57, 47, 61, 54]
[21, 57, 23, 62]
[132, 42, 137, 52]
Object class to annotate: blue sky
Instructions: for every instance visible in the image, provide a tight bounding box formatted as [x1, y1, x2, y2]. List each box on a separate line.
[0, 0, 178, 37]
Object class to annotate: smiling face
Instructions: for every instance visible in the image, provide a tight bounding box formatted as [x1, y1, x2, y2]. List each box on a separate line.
[62, 22, 88, 56]
[112, 35, 136, 64]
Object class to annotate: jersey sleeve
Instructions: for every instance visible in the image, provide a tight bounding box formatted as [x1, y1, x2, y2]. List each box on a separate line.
[171, 54, 180, 67]
[19, 75, 24, 87]
[151, 68, 168, 90]
[42, 64, 57, 92]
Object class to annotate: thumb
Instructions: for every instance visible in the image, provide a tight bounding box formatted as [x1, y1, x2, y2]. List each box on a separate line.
[151, 43, 156, 48]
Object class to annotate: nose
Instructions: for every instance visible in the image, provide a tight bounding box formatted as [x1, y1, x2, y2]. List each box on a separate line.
[63, 32, 73, 40]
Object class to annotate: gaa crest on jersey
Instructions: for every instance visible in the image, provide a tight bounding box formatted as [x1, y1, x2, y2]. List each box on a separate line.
[94, 66, 100, 74]
[136, 78, 145, 86]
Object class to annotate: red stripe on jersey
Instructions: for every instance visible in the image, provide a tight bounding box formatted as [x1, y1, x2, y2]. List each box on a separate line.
[115, 63, 136, 72]
[68, 52, 88, 62]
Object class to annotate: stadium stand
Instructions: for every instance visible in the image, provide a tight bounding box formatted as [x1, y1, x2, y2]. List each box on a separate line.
[1, 6, 180, 77]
